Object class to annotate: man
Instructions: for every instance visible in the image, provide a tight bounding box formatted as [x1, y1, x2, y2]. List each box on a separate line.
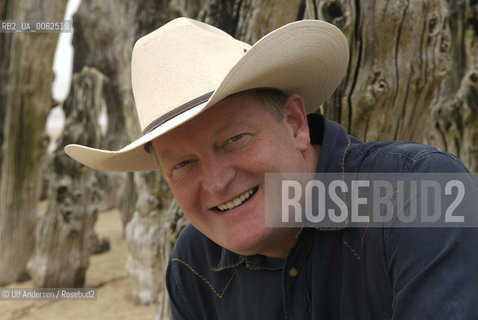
[66, 18, 478, 319]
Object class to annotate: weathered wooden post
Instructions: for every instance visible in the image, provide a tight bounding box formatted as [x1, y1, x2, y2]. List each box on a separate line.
[427, 0, 478, 172]
[27, 67, 106, 287]
[0, 0, 67, 286]
[305, 0, 452, 142]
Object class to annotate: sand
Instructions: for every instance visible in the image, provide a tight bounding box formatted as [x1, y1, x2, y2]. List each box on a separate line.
[1, 206, 157, 320]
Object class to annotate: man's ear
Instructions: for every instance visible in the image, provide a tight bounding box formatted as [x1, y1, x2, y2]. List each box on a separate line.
[283, 94, 311, 152]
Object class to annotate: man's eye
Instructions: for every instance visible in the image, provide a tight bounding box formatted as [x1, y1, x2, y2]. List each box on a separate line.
[227, 134, 244, 144]
[173, 160, 191, 170]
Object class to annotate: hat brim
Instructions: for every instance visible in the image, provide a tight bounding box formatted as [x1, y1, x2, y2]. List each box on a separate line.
[65, 19, 349, 172]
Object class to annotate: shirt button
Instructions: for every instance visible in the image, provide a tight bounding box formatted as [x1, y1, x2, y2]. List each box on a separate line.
[288, 267, 298, 278]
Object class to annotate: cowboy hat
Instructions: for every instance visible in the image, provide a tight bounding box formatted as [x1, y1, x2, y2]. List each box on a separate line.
[65, 17, 349, 172]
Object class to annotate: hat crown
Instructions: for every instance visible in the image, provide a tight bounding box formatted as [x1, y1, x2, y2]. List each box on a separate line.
[131, 18, 251, 131]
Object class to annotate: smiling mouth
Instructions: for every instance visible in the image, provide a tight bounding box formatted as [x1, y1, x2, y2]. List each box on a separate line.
[214, 186, 259, 212]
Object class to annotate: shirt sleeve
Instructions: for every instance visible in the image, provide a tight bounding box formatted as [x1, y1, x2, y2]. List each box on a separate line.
[385, 151, 478, 319]
[385, 227, 478, 319]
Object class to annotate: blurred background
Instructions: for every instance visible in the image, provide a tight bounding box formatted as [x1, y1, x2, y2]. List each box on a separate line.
[0, 0, 477, 319]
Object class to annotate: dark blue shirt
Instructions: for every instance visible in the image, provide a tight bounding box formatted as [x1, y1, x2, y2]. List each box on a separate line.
[166, 114, 478, 319]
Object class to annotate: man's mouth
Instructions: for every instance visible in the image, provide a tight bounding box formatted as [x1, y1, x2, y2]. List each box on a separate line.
[215, 186, 259, 212]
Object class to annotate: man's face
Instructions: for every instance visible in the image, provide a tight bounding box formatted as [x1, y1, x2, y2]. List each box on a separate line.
[152, 91, 313, 258]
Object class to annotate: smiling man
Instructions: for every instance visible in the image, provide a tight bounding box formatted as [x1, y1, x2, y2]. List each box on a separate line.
[152, 91, 317, 259]
[66, 18, 478, 319]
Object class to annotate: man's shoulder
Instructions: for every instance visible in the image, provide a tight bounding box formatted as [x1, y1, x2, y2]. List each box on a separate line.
[350, 139, 441, 163]
[347, 139, 468, 173]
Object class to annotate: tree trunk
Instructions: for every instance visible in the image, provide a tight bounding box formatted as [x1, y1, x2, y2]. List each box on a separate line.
[66, 0, 178, 305]
[70, 0, 139, 213]
[70, 0, 176, 219]
[124, 171, 172, 305]
[154, 200, 188, 320]
[0, 0, 67, 286]
[304, 0, 477, 170]
[198, 0, 304, 43]
[27, 67, 105, 287]
[305, 0, 452, 142]
[426, 0, 478, 172]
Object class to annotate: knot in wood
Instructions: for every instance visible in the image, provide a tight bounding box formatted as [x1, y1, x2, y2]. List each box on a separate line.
[321, 1, 346, 28]
[428, 16, 438, 35]
[376, 80, 388, 92]
[469, 72, 478, 84]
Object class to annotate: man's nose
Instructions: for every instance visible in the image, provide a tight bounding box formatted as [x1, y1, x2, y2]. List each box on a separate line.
[200, 156, 235, 194]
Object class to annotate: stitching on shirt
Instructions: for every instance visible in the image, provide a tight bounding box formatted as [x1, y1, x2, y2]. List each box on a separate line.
[311, 136, 361, 260]
[244, 261, 262, 271]
[340, 137, 362, 259]
[210, 258, 245, 272]
[172, 257, 238, 299]
[341, 136, 350, 177]
[343, 240, 361, 260]
[336, 135, 351, 230]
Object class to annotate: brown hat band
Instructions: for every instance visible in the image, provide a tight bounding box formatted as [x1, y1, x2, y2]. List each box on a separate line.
[142, 91, 214, 135]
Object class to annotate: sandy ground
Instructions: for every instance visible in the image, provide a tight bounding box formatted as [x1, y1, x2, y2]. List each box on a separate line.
[1, 205, 157, 320]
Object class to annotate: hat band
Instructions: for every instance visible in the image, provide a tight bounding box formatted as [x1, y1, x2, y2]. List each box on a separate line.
[142, 91, 214, 135]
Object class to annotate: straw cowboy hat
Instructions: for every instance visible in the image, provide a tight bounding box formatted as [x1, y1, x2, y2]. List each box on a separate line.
[65, 17, 349, 172]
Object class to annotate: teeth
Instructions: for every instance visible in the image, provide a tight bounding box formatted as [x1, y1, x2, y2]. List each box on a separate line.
[217, 188, 256, 212]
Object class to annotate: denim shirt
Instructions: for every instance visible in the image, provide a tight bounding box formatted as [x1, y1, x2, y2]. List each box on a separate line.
[166, 114, 478, 319]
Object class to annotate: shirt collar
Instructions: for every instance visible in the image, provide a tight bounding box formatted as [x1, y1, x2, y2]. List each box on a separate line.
[212, 248, 284, 272]
[310, 114, 351, 173]
[308, 114, 351, 231]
